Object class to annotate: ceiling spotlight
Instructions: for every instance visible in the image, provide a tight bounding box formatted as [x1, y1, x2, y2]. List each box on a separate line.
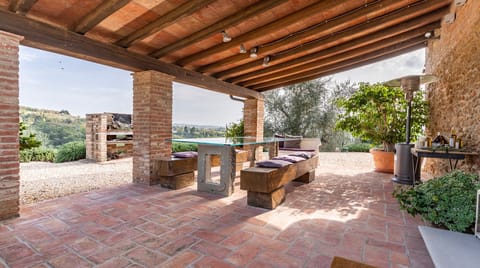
[444, 13, 455, 24]
[262, 56, 270, 66]
[239, 44, 246, 53]
[221, 30, 231, 43]
[424, 31, 440, 40]
[250, 47, 258, 58]
[454, 0, 467, 6]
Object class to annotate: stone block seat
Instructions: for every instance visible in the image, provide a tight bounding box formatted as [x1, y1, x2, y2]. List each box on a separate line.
[240, 153, 318, 209]
[153, 150, 249, 189]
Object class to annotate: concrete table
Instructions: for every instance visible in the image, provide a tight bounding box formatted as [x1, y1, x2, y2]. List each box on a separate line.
[171, 137, 298, 196]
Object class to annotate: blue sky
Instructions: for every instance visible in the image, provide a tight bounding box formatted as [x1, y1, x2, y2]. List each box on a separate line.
[19, 46, 425, 126]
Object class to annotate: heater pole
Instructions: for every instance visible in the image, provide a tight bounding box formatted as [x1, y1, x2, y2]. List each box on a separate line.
[406, 100, 412, 144]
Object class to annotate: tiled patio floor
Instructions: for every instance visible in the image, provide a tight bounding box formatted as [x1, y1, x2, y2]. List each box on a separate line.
[0, 153, 433, 268]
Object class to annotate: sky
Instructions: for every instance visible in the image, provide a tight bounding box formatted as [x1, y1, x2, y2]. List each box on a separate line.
[18, 46, 425, 126]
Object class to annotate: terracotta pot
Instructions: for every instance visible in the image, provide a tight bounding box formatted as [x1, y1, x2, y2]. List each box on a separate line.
[369, 148, 394, 173]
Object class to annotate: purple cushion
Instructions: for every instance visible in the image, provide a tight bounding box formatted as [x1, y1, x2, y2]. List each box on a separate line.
[272, 155, 305, 163]
[256, 159, 292, 168]
[288, 152, 316, 159]
[172, 151, 198, 158]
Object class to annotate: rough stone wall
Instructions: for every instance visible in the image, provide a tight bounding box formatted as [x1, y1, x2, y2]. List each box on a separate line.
[133, 71, 173, 185]
[0, 31, 22, 220]
[424, 0, 480, 176]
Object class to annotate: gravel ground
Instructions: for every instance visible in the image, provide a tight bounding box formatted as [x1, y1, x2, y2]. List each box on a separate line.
[19, 152, 373, 204]
[20, 158, 132, 204]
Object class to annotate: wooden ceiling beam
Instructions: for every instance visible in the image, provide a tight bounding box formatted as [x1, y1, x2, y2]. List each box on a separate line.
[150, 0, 289, 59]
[257, 44, 425, 92]
[239, 22, 439, 87]
[175, 0, 350, 66]
[73, 0, 131, 34]
[116, 0, 216, 48]
[0, 10, 261, 99]
[216, 3, 449, 81]
[251, 37, 426, 91]
[8, 0, 38, 15]
[198, 0, 417, 74]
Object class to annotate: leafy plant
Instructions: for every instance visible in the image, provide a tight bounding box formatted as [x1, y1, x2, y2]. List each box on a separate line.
[393, 170, 480, 232]
[172, 142, 198, 153]
[19, 121, 41, 150]
[342, 142, 372, 152]
[20, 147, 56, 162]
[225, 119, 244, 138]
[55, 141, 86, 163]
[336, 83, 428, 152]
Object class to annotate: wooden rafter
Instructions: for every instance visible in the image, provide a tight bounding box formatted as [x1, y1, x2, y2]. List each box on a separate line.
[150, 0, 289, 59]
[175, 0, 350, 66]
[73, 0, 131, 34]
[232, 15, 443, 85]
[0, 10, 261, 99]
[251, 37, 426, 91]
[198, 0, 419, 74]
[116, 0, 216, 48]
[241, 25, 436, 87]
[8, 0, 37, 15]
[257, 44, 425, 92]
[215, 2, 449, 80]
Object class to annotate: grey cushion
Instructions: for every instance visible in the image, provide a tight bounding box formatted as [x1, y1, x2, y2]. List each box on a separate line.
[272, 155, 305, 163]
[288, 152, 316, 159]
[172, 151, 198, 158]
[284, 134, 302, 148]
[256, 159, 292, 168]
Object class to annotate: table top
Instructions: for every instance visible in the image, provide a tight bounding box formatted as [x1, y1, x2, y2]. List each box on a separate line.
[412, 147, 479, 156]
[170, 137, 300, 146]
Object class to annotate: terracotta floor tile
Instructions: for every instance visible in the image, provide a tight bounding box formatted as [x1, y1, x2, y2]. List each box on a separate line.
[194, 256, 236, 268]
[220, 230, 253, 248]
[191, 241, 231, 259]
[0, 242, 36, 263]
[162, 250, 201, 268]
[124, 246, 168, 267]
[48, 253, 92, 268]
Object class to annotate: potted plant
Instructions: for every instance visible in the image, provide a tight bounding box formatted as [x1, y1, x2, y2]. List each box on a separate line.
[394, 170, 480, 232]
[335, 83, 428, 173]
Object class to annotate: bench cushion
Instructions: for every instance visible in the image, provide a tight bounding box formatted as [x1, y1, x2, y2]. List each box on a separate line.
[272, 155, 305, 163]
[256, 159, 292, 168]
[172, 151, 198, 158]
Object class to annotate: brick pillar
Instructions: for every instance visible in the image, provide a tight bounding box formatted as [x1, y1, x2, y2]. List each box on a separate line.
[243, 98, 265, 160]
[0, 31, 22, 220]
[133, 71, 173, 185]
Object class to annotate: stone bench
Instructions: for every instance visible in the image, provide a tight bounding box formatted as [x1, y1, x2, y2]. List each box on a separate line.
[240, 155, 318, 209]
[153, 150, 249, 190]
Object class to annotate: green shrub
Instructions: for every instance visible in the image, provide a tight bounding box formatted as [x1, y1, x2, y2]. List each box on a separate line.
[341, 142, 372, 152]
[393, 170, 480, 232]
[20, 147, 57, 162]
[172, 142, 198, 153]
[55, 141, 86, 163]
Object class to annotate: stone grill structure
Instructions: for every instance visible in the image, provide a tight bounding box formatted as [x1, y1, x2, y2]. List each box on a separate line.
[424, 0, 480, 177]
[86, 113, 133, 163]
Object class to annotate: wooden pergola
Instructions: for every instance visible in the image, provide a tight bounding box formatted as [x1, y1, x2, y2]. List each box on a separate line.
[0, 0, 455, 220]
[0, 0, 450, 97]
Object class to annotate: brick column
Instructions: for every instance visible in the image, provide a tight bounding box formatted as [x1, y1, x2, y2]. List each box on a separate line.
[133, 71, 173, 185]
[85, 114, 108, 162]
[0, 31, 22, 220]
[243, 98, 265, 160]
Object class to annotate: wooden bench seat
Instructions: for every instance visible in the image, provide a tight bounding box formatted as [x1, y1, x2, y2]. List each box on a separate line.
[153, 150, 249, 189]
[240, 155, 318, 209]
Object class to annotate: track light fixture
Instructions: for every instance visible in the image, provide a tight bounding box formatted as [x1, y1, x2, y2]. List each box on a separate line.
[424, 31, 440, 40]
[250, 47, 258, 58]
[262, 56, 270, 66]
[221, 30, 231, 42]
[239, 44, 246, 53]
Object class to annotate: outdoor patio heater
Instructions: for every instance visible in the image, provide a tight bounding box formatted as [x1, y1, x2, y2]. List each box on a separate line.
[383, 74, 437, 185]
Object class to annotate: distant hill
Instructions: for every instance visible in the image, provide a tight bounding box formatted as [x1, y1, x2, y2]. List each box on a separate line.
[20, 106, 86, 148]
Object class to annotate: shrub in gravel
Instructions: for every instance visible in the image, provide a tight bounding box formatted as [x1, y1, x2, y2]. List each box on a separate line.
[20, 147, 57, 162]
[55, 141, 86, 163]
[172, 142, 198, 152]
[341, 142, 372, 152]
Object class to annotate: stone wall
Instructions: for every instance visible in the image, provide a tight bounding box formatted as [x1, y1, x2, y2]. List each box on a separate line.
[424, 0, 480, 176]
[0, 31, 22, 220]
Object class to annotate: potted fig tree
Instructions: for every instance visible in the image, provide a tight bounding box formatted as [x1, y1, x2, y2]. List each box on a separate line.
[335, 83, 428, 173]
